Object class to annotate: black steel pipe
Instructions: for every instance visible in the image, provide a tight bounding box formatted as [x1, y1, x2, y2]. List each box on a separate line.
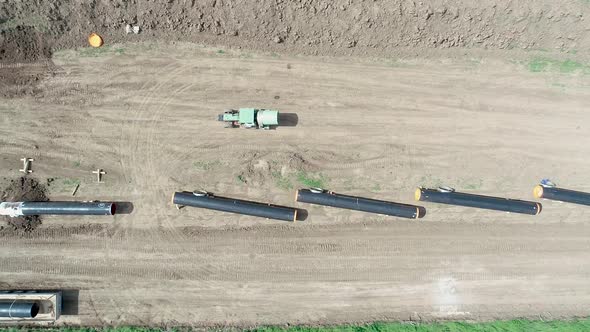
[415, 188, 541, 215]
[21, 202, 115, 216]
[173, 192, 297, 221]
[296, 189, 421, 219]
[0, 302, 39, 318]
[534, 185, 590, 206]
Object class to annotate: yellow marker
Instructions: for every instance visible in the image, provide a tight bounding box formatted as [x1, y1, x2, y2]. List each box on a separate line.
[414, 188, 422, 201]
[88, 33, 104, 48]
[533, 185, 544, 199]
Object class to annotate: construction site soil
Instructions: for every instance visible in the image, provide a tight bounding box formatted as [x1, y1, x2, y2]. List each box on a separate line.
[1, 0, 590, 327]
[0, 177, 48, 231]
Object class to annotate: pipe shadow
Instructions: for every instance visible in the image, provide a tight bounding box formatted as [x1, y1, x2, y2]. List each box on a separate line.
[61, 289, 79, 315]
[278, 113, 299, 127]
[295, 208, 309, 221]
[417, 206, 427, 218]
[114, 202, 134, 215]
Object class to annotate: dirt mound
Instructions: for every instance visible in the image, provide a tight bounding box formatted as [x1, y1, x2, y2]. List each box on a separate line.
[238, 152, 312, 187]
[0, 26, 53, 98]
[1, 177, 49, 231]
[0, 64, 52, 98]
[0, 25, 51, 63]
[1, 0, 589, 56]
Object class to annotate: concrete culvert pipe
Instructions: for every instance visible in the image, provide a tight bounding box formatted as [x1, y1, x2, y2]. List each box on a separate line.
[173, 191, 297, 221]
[0, 302, 40, 318]
[296, 188, 422, 219]
[415, 187, 542, 215]
[0, 201, 116, 217]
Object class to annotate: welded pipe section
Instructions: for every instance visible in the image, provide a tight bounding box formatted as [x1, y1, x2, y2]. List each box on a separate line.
[296, 189, 421, 219]
[173, 191, 297, 221]
[0, 302, 40, 318]
[415, 187, 541, 215]
[533, 185, 590, 206]
[0, 201, 115, 216]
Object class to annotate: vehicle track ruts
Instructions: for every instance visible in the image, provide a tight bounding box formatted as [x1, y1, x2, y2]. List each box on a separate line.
[116, 59, 225, 283]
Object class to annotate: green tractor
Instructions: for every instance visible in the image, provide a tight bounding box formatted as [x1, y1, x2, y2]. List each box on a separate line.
[218, 108, 279, 129]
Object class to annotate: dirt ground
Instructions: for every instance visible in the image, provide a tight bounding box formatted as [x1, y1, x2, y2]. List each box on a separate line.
[1, 0, 590, 327]
[0, 43, 588, 326]
[3, 0, 590, 56]
[0, 177, 48, 231]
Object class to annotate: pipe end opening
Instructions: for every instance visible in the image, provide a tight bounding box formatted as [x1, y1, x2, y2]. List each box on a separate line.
[30, 303, 39, 318]
[535, 202, 543, 215]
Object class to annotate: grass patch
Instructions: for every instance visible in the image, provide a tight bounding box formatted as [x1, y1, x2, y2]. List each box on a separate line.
[419, 174, 444, 188]
[458, 178, 483, 190]
[527, 57, 590, 74]
[253, 319, 590, 331]
[343, 178, 355, 190]
[78, 45, 125, 57]
[341, 177, 382, 191]
[271, 171, 293, 190]
[528, 58, 550, 72]
[236, 175, 246, 184]
[62, 178, 81, 187]
[383, 58, 403, 68]
[193, 160, 222, 171]
[46, 177, 81, 193]
[4, 319, 590, 332]
[297, 171, 328, 188]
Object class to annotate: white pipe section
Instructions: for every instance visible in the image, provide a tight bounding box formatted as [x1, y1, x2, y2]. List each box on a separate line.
[0, 202, 24, 217]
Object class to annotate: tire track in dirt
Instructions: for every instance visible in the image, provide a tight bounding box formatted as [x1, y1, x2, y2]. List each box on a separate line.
[141, 78, 262, 284]
[142, 82, 225, 281]
[119, 61, 183, 234]
[4, 47, 590, 324]
[0, 247, 588, 283]
[2, 222, 589, 282]
[116, 60, 226, 283]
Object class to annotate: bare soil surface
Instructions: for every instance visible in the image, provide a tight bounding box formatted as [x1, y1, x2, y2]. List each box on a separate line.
[0, 42, 589, 326]
[2, 0, 590, 56]
[0, 26, 51, 63]
[0, 177, 48, 231]
[0, 26, 53, 97]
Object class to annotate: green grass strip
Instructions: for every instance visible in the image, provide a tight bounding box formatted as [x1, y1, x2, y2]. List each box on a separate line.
[527, 57, 590, 74]
[3, 319, 590, 332]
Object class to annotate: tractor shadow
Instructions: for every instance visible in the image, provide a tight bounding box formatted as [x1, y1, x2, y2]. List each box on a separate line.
[278, 113, 299, 127]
